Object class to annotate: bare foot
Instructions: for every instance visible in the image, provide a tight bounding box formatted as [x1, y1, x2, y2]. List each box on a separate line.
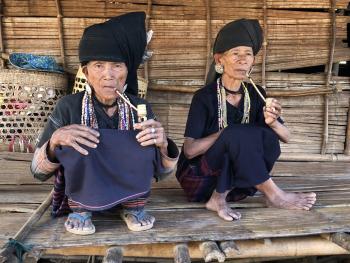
[256, 179, 316, 211]
[206, 190, 241, 221]
[266, 190, 316, 211]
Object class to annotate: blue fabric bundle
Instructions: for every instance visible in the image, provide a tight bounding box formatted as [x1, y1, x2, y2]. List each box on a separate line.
[9, 53, 64, 73]
[55, 129, 160, 211]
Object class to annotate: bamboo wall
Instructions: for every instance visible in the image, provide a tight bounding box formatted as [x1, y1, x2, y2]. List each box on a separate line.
[1, 0, 350, 156]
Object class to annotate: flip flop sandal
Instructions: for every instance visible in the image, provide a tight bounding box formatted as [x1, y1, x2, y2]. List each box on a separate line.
[64, 212, 96, 235]
[120, 208, 154, 232]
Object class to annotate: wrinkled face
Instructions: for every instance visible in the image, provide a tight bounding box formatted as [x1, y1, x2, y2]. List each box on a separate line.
[83, 61, 128, 104]
[216, 46, 255, 80]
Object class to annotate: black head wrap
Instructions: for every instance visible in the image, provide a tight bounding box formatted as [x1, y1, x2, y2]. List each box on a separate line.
[79, 12, 147, 96]
[206, 18, 263, 85]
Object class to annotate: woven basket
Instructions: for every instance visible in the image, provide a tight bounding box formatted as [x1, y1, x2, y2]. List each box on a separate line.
[0, 69, 68, 152]
[73, 66, 148, 98]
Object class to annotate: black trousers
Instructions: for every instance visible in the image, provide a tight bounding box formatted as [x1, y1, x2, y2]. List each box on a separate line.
[205, 125, 281, 194]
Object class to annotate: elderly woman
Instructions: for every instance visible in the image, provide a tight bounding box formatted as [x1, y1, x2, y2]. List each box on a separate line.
[176, 19, 316, 221]
[31, 12, 179, 234]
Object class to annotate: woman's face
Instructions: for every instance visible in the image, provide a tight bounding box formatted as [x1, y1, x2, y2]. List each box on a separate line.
[216, 46, 255, 80]
[83, 61, 128, 104]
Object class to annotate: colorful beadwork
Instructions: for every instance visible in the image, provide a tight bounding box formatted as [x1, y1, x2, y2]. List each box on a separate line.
[216, 77, 251, 130]
[81, 84, 135, 130]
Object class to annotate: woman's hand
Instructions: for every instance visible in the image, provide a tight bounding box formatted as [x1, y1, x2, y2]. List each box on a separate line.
[49, 124, 100, 157]
[134, 119, 168, 150]
[264, 98, 282, 126]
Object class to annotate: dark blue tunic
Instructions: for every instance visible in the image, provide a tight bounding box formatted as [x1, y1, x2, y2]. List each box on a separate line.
[176, 81, 282, 202]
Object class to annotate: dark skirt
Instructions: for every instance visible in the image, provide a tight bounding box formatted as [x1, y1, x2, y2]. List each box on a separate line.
[55, 129, 159, 211]
[176, 125, 281, 202]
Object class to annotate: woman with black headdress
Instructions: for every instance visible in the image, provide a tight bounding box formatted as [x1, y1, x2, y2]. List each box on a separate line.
[176, 19, 316, 221]
[30, 12, 179, 234]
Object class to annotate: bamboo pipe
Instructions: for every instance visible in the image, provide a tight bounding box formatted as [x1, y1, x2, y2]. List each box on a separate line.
[115, 90, 138, 111]
[0, 190, 53, 260]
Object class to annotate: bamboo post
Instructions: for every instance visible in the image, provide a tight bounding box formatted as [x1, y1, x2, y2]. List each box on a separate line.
[102, 247, 123, 263]
[204, 0, 212, 81]
[149, 85, 335, 97]
[261, 0, 268, 89]
[330, 233, 350, 252]
[321, 0, 337, 154]
[199, 241, 225, 263]
[54, 0, 66, 70]
[0, 190, 53, 260]
[143, 0, 152, 86]
[174, 243, 191, 263]
[0, 0, 4, 69]
[345, 98, 350, 155]
[219, 241, 240, 257]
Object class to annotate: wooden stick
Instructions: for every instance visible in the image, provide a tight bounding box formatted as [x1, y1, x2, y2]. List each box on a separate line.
[174, 243, 191, 263]
[102, 247, 123, 263]
[199, 241, 225, 263]
[204, 0, 212, 82]
[345, 98, 350, 155]
[54, 0, 66, 69]
[116, 90, 138, 111]
[261, 0, 268, 89]
[0, 0, 4, 69]
[278, 153, 350, 162]
[0, 189, 53, 259]
[321, 94, 329, 154]
[143, 0, 152, 96]
[219, 241, 240, 257]
[329, 233, 350, 252]
[321, 0, 337, 155]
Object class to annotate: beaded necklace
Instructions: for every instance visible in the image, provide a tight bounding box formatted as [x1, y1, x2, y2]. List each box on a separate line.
[216, 77, 251, 129]
[81, 83, 136, 130]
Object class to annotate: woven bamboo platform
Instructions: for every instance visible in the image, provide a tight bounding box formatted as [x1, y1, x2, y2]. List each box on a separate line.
[0, 152, 349, 262]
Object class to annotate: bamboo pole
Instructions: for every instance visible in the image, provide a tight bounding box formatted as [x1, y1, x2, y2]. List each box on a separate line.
[278, 153, 350, 162]
[321, 0, 337, 154]
[345, 98, 350, 155]
[204, 0, 212, 81]
[174, 244, 191, 263]
[149, 85, 335, 97]
[261, 0, 268, 89]
[199, 241, 225, 263]
[43, 236, 349, 258]
[102, 247, 123, 263]
[143, 0, 152, 87]
[0, 190, 53, 260]
[0, 0, 4, 69]
[330, 233, 350, 252]
[54, 0, 66, 70]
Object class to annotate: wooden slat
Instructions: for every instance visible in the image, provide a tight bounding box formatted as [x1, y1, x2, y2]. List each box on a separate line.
[20, 206, 350, 248]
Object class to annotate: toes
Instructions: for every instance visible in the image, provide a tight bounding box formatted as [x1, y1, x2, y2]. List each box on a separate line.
[140, 214, 155, 226]
[228, 211, 241, 220]
[84, 219, 94, 230]
[218, 210, 235, 221]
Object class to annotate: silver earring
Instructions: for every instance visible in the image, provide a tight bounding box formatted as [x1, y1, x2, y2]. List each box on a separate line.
[215, 64, 224, 74]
